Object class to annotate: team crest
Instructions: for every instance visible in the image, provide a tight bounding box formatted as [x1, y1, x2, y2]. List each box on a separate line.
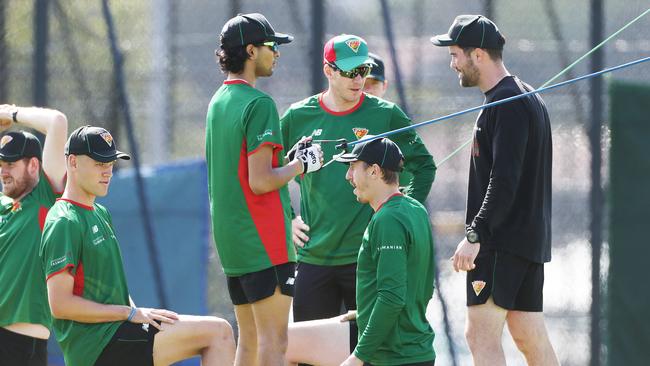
[346, 39, 361, 53]
[352, 127, 369, 139]
[0, 135, 13, 148]
[472, 280, 486, 296]
[100, 132, 114, 147]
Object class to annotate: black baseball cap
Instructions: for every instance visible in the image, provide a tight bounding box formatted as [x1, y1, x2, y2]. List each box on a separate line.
[65, 126, 130, 163]
[0, 131, 42, 162]
[335, 136, 403, 172]
[220, 13, 293, 48]
[367, 52, 385, 82]
[431, 15, 505, 50]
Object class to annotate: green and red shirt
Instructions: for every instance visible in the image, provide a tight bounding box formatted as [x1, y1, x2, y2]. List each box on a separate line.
[40, 199, 130, 366]
[280, 93, 436, 265]
[354, 194, 435, 364]
[0, 171, 60, 329]
[206, 79, 295, 276]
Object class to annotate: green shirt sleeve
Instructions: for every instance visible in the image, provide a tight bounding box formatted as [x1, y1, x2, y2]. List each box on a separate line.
[354, 213, 409, 360]
[244, 96, 284, 154]
[389, 106, 436, 204]
[41, 215, 83, 279]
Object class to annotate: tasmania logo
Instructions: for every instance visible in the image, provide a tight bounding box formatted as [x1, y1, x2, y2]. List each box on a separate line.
[100, 132, 114, 147]
[472, 280, 486, 296]
[0, 135, 13, 148]
[346, 39, 361, 53]
[352, 128, 369, 139]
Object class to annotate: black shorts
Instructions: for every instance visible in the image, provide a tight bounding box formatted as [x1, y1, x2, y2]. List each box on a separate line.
[363, 361, 435, 366]
[94, 321, 160, 366]
[0, 327, 47, 366]
[293, 262, 357, 322]
[227, 262, 296, 305]
[467, 249, 544, 311]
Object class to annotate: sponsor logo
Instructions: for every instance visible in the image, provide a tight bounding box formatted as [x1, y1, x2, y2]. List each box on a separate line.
[352, 127, 369, 139]
[285, 277, 295, 285]
[312, 129, 323, 137]
[472, 280, 486, 296]
[257, 129, 273, 141]
[346, 39, 361, 53]
[92, 225, 99, 233]
[100, 132, 114, 147]
[93, 236, 105, 246]
[0, 135, 13, 148]
[378, 244, 404, 251]
[50, 255, 67, 267]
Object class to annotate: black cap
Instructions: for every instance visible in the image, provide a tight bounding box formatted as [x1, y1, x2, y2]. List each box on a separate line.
[220, 13, 293, 48]
[335, 136, 403, 172]
[65, 126, 130, 163]
[431, 15, 505, 50]
[0, 131, 42, 162]
[367, 52, 385, 82]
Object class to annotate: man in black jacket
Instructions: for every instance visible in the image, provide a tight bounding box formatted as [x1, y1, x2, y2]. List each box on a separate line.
[432, 15, 559, 366]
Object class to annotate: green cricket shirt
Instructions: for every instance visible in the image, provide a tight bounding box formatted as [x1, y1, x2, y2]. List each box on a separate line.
[0, 171, 59, 329]
[280, 93, 435, 265]
[40, 199, 130, 366]
[206, 80, 295, 276]
[354, 194, 435, 365]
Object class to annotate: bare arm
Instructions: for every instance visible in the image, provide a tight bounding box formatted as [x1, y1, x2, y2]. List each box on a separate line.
[248, 145, 303, 195]
[47, 271, 178, 329]
[47, 270, 131, 323]
[0, 105, 68, 191]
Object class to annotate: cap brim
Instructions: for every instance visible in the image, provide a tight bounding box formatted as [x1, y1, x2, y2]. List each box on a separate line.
[268, 32, 293, 45]
[334, 152, 359, 164]
[90, 151, 131, 163]
[430, 34, 455, 46]
[335, 56, 376, 71]
[0, 153, 22, 162]
[367, 73, 385, 82]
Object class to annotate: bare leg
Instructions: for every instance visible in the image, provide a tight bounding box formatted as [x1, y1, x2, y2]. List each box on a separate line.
[152, 314, 235, 366]
[286, 315, 351, 366]
[507, 311, 560, 366]
[250, 287, 292, 366]
[466, 297, 508, 366]
[234, 304, 258, 366]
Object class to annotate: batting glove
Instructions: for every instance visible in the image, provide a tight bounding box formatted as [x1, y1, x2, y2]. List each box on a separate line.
[297, 144, 323, 174]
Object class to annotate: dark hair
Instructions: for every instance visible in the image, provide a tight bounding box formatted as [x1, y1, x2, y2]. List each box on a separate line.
[461, 46, 503, 61]
[379, 160, 403, 185]
[216, 45, 251, 74]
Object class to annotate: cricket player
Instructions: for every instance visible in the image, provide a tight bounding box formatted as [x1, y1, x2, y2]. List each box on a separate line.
[0, 104, 67, 366]
[41, 126, 236, 366]
[431, 14, 558, 365]
[206, 13, 323, 366]
[362, 52, 388, 98]
[281, 34, 436, 328]
[337, 137, 435, 366]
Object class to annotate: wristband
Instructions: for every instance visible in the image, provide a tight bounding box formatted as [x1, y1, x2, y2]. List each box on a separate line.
[127, 307, 137, 321]
[11, 109, 18, 123]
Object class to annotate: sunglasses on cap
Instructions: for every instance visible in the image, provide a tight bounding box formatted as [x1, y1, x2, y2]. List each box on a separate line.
[327, 63, 372, 79]
[257, 41, 279, 52]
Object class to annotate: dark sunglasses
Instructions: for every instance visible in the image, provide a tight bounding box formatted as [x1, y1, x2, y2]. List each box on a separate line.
[327, 63, 372, 79]
[258, 41, 279, 52]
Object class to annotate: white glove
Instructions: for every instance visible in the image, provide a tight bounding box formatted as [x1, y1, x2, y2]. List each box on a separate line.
[286, 136, 310, 161]
[297, 144, 323, 174]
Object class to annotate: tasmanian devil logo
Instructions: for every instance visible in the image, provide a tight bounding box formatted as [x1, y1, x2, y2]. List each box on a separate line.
[0, 135, 13, 149]
[100, 132, 114, 147]
[472, 280, 486, 296]
[352, 128, 369, 139]
[346, 39, 361, 53]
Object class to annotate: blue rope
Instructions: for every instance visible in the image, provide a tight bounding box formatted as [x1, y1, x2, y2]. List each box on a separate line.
[341, 56, 650, 149]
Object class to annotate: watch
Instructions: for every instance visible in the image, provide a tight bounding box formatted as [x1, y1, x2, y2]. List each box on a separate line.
[466, 230, 480, 244]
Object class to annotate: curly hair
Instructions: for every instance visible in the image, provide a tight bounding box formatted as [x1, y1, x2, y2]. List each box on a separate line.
[216, 45, 250, 74]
